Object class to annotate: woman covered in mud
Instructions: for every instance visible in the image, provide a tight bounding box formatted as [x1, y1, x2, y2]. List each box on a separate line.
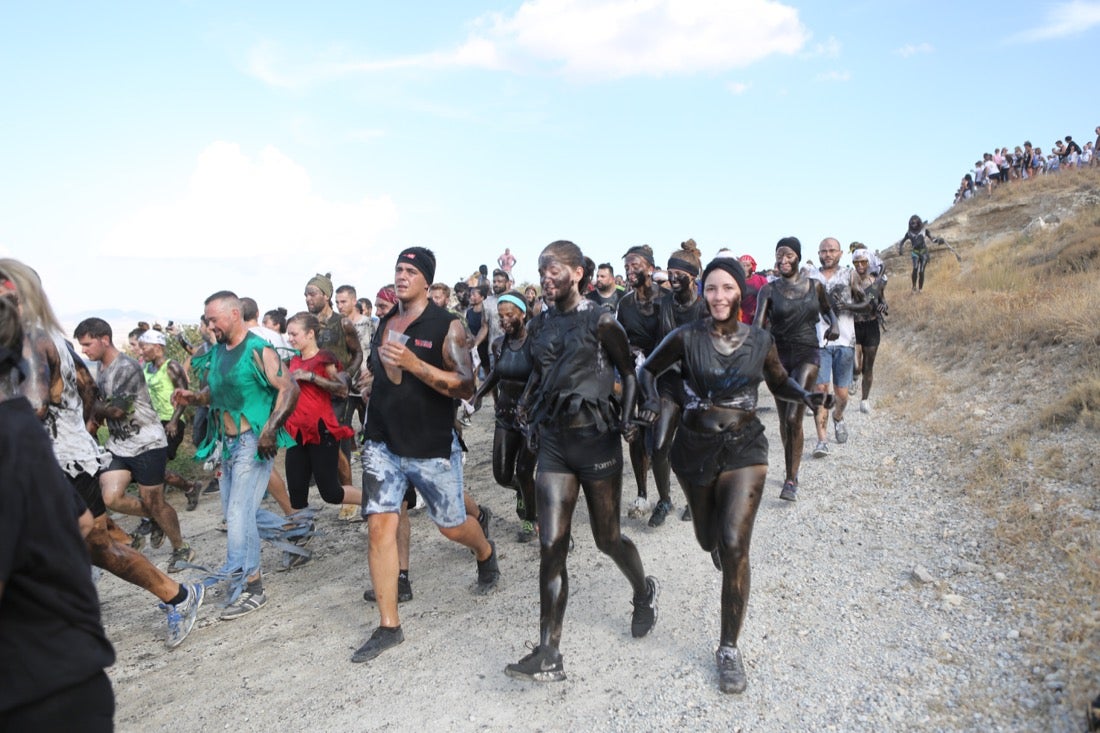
[639, 256, 829, 694]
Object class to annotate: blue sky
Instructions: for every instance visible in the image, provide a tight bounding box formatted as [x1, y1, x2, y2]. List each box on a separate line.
[2, 0, 1098, 328]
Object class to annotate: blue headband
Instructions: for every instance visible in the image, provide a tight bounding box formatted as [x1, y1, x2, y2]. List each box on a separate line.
[498, 293, 527, 313]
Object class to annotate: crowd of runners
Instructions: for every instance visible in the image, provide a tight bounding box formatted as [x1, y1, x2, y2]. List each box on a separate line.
[0, 237, 891, 727]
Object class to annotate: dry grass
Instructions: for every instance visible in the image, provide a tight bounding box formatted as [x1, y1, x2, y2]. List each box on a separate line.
[880, 168, 1100, 713]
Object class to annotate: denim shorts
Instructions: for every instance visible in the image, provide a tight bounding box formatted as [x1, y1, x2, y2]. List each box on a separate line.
[106, 447, 167, 486]
[360, 434, 466, 528]
[816, 345, 855, 389]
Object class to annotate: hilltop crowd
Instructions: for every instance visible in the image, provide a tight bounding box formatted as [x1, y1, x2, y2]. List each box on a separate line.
[1, 238, 891, 727]
[955, 124, 1100, 203]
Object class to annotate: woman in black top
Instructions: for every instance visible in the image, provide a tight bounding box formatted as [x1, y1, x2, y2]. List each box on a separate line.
[473, 291, 538, 543]
[640, 257, 827, 694]
[505, 241, 658, 683]
[753, 237, 837, 501]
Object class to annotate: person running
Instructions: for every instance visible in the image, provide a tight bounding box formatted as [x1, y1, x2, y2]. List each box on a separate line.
[617, 244, 664, 519]
[809, 237, 861, 456]
[137, 329, 203, 510]
[2, 259, 204, 649]
[304, 274, 363, 484]
[753, 237, 837, 501]
[73, 318, 196, 572]
[0, 296, 117, 733]
[335, 284, 372, 428]
[648, 240, 706, 527]
[638, 256, 829, 694]
[472, 290, 537, 542]
[849, 249, 887, 413]
[737, 255, 770, 325]
[172, 291, 300, 619]
[900, 214, 945, 293]
[353, 247, 499, 664]
[284, 311, 363, 525]
[466, 283, 491, 381]
[505, 240, 658, 683]
[586, 262, 624, 312]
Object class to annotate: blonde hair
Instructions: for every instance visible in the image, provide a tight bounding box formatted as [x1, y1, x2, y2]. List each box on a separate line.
[0, 258, 63, 334]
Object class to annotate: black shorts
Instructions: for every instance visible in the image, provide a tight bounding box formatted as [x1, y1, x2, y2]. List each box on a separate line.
[537, 425, 622, 481]
[69, 471, 106, 518]
[106, 447, 167, 486]
[776, 343, 819, 376]
[854, 319, 881, 348]
[671, 420, 768, 488]
[161, 420, 185, 460]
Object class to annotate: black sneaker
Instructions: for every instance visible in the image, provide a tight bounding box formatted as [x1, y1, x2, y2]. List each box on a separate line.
[149, 520, 165, 549]
[716, 645, 747, 694]
[630, 576, 659, 638]
[184, 481, 201, 511]
[505, 643, 566, 682]
[362, 575, 413, 603]
[477, 504, 492, 540]
[648, 499, 672, 527]
[350, 625, 404, 663]
[475, 541, 500, 595]
[202, 479, 220, 495]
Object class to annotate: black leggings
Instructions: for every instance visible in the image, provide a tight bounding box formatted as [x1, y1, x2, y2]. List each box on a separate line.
[535, 436, 649, 651]
[286, 425, 345, 510]
[677, 464, 766, 648]
[911, 251, 929, 290]
[492, 426, 536, 521]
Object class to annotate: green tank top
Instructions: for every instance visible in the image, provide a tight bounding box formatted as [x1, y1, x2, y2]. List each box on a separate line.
[191, 332, 295, 459]
[143, 360, 175, 421]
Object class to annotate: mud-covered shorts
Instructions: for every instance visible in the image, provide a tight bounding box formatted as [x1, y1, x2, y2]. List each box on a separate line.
[671, 420, 768, 488]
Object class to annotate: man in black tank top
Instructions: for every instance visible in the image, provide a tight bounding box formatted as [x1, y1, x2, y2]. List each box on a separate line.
[352, 247, 500, 664]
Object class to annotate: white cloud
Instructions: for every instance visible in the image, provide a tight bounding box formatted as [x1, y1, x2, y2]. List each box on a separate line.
[101, 142, 398, 260]
[811, 36, 842, 58]
[895, 42, 934, 57]
[1006, 0, 1100, 42]
[249, 0, 808, 85]
[726, 81, 751, 94]
[815, 70, 850, 82]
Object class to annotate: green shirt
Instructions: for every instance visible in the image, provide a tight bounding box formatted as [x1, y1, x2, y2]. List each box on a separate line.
[191, 332, 295, 459]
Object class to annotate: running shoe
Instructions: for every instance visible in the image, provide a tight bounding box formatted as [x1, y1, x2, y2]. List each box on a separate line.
[812, 441, 829, 458]
[149, 520, 166, 549]
[630, 576, 659, 638]
[779, 480, 798, 502]
[716, 645, 748, 694]
[680, 506, 692, 521]
[477, 504, 492, 540]
[167, 545, 195, 574]
[475, 541, 500, 594]
[217, 519, 227, 532]
[834, 419, 849, 444]
[517, 520, 536, 544]
[131, 517, 153, 549]
[362, 574, 413, 603]
[351, 625, 404, 663]
[505, 643, 566, 682]
[184, 482, 201, 511]
[162, 581, 205, 649]
[219, 589, 267, 620]
[627, 496, 650, 520]
[860, 400, 872, 414]
[648, 499, 672, 527]
[202, 479, 220, 495]
[277, 549, 312, 572]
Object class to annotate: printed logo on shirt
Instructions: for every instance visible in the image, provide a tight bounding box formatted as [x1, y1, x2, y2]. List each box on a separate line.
[414, 339, 433, 349]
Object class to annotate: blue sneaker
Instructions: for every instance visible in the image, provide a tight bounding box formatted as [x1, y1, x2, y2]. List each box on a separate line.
[162, 581, 205, 649]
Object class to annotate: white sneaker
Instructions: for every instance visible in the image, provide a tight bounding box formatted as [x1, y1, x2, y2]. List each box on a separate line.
[627, 496, 650, 519]
[860, 400, 871, 414]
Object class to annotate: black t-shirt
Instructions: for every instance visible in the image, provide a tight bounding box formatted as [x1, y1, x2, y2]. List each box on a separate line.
[0, 397, 115, 712]
[586, 288, 624, 312]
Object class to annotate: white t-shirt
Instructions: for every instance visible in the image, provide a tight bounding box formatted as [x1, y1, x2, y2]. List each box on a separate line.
[810, 266, 857, 348]
[97, 353, 168, 457]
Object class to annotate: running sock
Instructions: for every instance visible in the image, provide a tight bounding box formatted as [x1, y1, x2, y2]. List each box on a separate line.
[398, 570, 409, 581]
[168, 586, 188, 606]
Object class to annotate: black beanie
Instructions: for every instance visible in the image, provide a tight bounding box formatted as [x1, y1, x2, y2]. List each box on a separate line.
[776, 236, 802, 261]
[701, 257, 747, 300]
[397, 247, 436, 284]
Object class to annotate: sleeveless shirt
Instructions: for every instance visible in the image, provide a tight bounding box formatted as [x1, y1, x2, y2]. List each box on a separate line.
[365, 302, 459, 459]
[678, 320, 773, 412]
[191, 331, 296, 459]
[45, 333, 110, 478]
[616, 289, 661, 356]
[316, 312, 351, 369]
[493, 336, 534, 383]
[761, 281, 820, 351]
[143, 360, 175, 421]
